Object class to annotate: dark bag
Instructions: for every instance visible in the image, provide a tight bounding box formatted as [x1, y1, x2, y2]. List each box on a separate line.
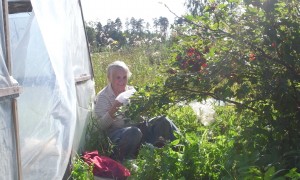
[144, 115, 178, 145]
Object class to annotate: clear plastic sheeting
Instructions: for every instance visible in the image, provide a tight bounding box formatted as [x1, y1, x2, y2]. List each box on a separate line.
[0, 100, 18, 180]
[10, 13, 66, 179]
[0, 35, 11, 89]
[6, 0, 95, 179]
[0, 1, 10, 89]
[73, 79, 95, 155]
[0, 2, 18, 180]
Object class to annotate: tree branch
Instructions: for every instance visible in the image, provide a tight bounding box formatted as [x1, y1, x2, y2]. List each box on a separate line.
[168, 87, 259, 113]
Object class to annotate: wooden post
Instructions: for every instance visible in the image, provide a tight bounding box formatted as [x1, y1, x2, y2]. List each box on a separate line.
[2, 0, 23, 179]
[12, 98, 22, 180]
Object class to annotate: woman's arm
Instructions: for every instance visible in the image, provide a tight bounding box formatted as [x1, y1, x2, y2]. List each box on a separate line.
[94, 94, 118, 130]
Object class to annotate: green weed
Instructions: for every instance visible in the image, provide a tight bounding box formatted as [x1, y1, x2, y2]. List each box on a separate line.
[70, 154, 94, 180]
[84, 115, 114, 156]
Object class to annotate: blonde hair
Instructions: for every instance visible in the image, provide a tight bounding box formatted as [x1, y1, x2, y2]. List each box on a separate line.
[107, 60, 132, 82]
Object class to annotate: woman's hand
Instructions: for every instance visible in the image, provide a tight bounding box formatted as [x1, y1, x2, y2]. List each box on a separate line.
[108, 100, 123, 118]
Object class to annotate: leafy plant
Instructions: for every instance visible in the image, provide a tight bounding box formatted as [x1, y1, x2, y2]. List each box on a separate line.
[128, 105, 241, 179]
[70, 154, 94, 180]
[84, 115, 114, 156]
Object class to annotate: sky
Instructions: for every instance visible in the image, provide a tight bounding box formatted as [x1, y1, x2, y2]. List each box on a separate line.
[81, 0, 187, 25]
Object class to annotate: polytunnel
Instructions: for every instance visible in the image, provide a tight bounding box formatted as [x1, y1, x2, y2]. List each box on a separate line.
[0, 0, 95, 179]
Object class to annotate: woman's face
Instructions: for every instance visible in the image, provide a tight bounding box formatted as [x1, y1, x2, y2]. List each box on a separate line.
[110, 67, 128, 94]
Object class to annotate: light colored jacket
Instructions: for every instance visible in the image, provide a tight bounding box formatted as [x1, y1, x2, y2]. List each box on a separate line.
[94, 83, 134, 132]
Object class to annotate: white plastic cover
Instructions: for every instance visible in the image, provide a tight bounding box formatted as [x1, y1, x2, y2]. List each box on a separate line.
[0, 11, 18, 180]
[0, 2, 18, 180]
[0, 100, 18, 180]
[7, 0, 95, 179]
[0, 1, 10, 89]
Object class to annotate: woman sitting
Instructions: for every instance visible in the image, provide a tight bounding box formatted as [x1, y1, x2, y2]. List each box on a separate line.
[93, 60, 178, 161]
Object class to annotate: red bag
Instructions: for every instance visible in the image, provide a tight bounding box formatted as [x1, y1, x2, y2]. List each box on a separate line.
[82, 151, 131, 179]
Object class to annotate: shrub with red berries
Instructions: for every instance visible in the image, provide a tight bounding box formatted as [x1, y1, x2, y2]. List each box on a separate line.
[175, 48, 208, 73]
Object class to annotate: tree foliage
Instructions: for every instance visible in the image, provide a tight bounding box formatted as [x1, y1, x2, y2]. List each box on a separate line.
[85, 16, 172, 52]
[127, 0, 300, 178]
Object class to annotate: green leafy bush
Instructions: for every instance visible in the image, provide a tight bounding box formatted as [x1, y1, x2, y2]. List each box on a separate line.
[123, 0, 300, 178]
[84, 115, 114, 156]
[128, 105, 241, 179]
[71, 155, 94, 180]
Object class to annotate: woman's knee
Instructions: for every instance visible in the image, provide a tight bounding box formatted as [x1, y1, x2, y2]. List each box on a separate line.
[125, 126, 142, 141]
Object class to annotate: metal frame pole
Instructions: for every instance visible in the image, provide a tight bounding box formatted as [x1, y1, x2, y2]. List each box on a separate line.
[78, 0, 94, 79]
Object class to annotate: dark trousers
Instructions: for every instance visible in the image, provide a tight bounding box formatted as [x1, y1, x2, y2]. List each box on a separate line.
[108, 115, 179, 161]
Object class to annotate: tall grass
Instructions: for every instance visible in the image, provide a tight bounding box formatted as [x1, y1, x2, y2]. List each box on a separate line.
[91, 46, 169, 93]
